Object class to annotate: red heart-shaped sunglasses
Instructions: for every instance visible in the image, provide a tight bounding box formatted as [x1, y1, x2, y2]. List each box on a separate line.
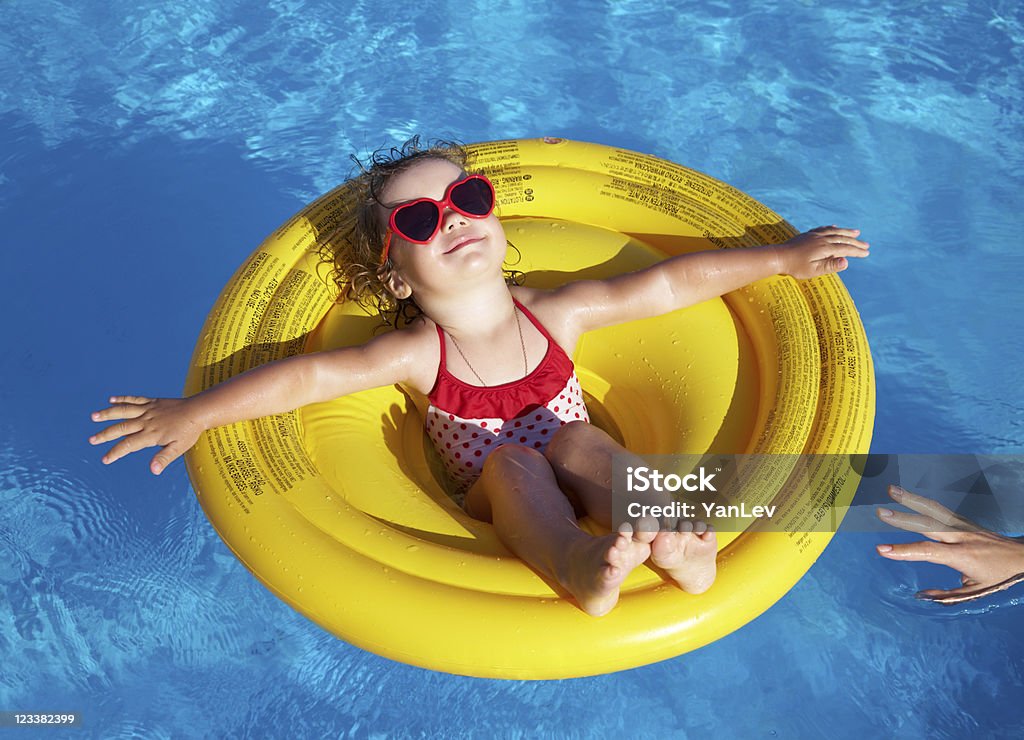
[380, 174, 496, 265]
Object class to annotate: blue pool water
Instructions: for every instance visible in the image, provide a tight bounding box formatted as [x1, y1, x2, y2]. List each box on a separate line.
[2, 0, 1023, 736]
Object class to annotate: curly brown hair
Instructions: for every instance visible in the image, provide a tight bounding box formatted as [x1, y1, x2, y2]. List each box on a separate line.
[317, 136, 522, 328]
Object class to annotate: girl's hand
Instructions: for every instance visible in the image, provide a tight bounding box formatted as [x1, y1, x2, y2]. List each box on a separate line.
[779, 226, 870, 279]
[89, 396, 206, 475]
[876, 485, 1024, 604]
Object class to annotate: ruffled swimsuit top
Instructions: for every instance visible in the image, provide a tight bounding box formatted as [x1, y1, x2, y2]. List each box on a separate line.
[425, 298, 590, 493]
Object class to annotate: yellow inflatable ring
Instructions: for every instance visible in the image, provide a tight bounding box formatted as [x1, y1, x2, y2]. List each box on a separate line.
[184, 139, 874, 679]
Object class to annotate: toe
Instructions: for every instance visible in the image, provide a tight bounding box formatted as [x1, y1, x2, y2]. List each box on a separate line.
[606, 543, 623, 567]
[634, 527, 658, 545]
[650, 531, 677, 562]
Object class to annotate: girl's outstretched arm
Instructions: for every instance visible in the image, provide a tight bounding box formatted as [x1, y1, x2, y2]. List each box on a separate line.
[90, 329, 420, 474]
[558, 226, 869, 333]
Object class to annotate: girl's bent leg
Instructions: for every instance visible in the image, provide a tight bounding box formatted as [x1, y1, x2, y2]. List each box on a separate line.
[544, 421, 719, 595]
[464, 443, 652, 616]
[543, 421, 652, 529]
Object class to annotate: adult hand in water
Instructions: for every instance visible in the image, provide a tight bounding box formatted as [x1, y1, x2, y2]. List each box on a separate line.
[876, 484, 1024, 604]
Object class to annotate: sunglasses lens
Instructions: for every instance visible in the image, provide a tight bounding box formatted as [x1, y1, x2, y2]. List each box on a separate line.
[393, 200, 440, 243]
[451, 177, 494, 216]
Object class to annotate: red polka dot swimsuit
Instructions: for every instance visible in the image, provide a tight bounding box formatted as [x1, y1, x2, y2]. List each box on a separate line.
[425, 298, 590, 495]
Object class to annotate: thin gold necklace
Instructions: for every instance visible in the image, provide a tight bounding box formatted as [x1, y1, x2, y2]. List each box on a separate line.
[448, 307, 528, 386]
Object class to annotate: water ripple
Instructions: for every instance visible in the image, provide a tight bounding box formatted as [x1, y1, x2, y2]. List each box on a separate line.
[0, 437, 262, 699]
[3, 0, 1024, 735]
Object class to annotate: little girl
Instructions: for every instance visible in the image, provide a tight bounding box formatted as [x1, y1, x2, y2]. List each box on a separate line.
[90, 139, 869, 616]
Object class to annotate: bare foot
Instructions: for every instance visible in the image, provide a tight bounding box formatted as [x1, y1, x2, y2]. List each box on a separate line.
[562, 523, 655, 617]
[650, 520, 718, 594]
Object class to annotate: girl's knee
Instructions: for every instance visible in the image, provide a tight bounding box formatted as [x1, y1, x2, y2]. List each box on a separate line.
[466, 443, 558, 522]
[482, 442, 548, 478]
[544, 421, 603, 464]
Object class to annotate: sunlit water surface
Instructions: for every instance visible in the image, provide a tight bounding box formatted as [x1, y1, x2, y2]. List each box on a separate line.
[1, 0, 1022, 736]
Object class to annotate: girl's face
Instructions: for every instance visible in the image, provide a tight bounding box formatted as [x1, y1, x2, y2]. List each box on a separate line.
[377, 158, 506, 299]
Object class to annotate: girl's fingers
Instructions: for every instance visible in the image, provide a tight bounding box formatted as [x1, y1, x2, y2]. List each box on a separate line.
[89, 420, 144, 446]
[151, 441, 186, 476]
[829, 239, 870, 253]
[814, 225, 861, 237]
[815, 238, 869, 255]
[822, 257, 848, 274]
[808, 227, 870, 251]
[101, 431, 157, 465]
[888, 485, 979, 531]
[108, 395, 153, 405]
[92, 403, 148, 423]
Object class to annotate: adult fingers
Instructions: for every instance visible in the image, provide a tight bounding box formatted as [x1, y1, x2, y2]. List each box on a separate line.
[914, 584, 985, 604]
[875, 506, 961, 543]
[888, 485, 981, 531]
[925, 569, 1024, 605]
[919, 572, 1024, 604]
[875, 540, 963, 569]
